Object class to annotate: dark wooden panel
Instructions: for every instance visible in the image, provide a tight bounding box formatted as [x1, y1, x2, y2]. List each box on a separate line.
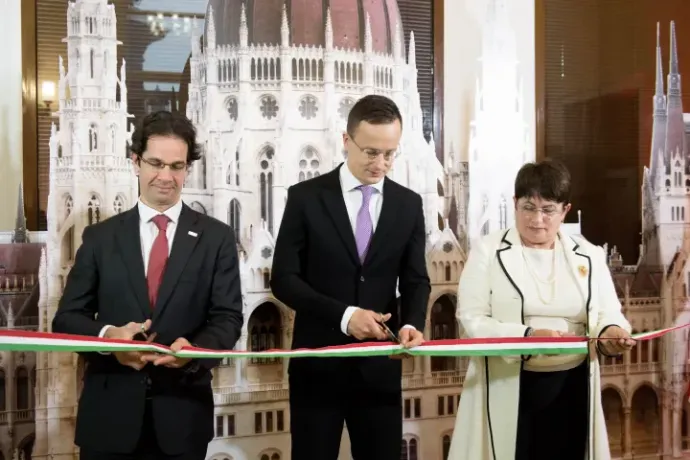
[21, 0, 38, 231]
[432, 0, 444, 163]
[398, 0, 435, 152]
[536, 0, 690, 261]
[37, 0, 68, 231]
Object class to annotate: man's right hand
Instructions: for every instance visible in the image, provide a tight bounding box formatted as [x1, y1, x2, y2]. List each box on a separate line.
[103, 320, 157, 370]
[347, 309, 391, 341]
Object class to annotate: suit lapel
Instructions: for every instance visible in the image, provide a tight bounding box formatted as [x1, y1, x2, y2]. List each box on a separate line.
[115, 208, 150, 319]
[320, 169, 360, 266]
[152, 204, 203, 319]
[364, 178, 402, 265]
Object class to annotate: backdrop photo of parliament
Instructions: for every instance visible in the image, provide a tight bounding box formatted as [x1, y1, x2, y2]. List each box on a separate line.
[0, 0, 689, 459]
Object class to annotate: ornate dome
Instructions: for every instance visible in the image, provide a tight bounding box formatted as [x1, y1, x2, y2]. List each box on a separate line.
[205, 0, 404, 54]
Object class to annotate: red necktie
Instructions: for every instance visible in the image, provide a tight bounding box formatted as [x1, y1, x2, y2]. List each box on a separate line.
[147, 215, 170, 309]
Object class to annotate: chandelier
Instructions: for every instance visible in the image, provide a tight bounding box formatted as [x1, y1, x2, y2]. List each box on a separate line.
[146, 13, 196, 37]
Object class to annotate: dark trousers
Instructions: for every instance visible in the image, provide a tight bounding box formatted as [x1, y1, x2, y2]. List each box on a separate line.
[515, 360, 589, 460]
[289, 364, 402, 460]
[79, 399, 208, 460]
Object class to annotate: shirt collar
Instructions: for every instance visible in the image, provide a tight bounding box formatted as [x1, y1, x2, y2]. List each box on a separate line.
[339, 162, 384, 194]
[137, 198, 183, 225]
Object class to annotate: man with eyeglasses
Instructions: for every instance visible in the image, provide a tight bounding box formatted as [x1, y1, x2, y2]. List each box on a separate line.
[271, 94, 431, 460]
[52, 111, 244, 460]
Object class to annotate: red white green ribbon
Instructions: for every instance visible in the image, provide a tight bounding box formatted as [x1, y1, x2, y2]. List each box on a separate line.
[0, 325, 681, 358]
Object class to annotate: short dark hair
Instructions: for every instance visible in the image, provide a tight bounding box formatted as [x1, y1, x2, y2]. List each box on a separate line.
[346, 94, 403, 135]
[514, 159, 572, 205]
[130, 111, 202, 165]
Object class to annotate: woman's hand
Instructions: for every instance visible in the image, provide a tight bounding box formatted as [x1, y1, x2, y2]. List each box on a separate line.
[598, 325, 636, 356]
[522, 328, 577, 362]
[530, 329, 577, 338]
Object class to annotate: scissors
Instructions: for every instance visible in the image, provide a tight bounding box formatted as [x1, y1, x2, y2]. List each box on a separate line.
[379, 319, 400, 343]
[133, 323, 157, 342]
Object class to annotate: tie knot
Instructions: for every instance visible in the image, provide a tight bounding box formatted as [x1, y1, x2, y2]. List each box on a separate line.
[151, 214, 170, 231]
[358, 185, 374, 201]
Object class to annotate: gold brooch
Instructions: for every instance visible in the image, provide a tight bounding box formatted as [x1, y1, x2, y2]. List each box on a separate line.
[578, 265, 588, 277]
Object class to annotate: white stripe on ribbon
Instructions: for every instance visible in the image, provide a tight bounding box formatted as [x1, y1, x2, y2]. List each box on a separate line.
[0, 323, 681, 359]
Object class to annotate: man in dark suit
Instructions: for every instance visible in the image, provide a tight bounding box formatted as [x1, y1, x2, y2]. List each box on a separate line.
[270, 94, 431, 460]
[52, 111, 244, 460]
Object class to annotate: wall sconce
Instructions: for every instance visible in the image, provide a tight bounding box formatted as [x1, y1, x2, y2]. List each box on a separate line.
[42, 80, 55, 109]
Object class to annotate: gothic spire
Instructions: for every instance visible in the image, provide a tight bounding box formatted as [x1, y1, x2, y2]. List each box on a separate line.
[649, 22, 668, 182]
[11, 182, 28, 244]
[654, 22, 666, 113]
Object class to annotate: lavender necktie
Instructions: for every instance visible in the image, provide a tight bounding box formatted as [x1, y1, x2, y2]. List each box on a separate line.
[355, 185, 374, 261]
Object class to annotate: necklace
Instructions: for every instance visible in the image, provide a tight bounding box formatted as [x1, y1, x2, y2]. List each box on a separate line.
[522, 246, 557, 304]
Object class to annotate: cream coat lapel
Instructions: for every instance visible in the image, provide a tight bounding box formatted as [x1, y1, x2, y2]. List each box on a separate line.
[495, 227, 525, 311]
[559, 231, 592, 311]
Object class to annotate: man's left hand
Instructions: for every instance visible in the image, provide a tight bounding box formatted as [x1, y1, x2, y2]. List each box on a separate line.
[598, 326, 636, 356]
[399, 327, 424, 349]
[143, 337, 193, 368]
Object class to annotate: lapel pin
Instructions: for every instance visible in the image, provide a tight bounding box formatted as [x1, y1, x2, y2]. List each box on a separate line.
[188, 231, 198, 237]
[578, 265, 588, 277]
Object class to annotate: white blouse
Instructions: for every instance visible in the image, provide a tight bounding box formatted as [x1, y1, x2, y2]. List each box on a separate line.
[521, 238, 587, 372]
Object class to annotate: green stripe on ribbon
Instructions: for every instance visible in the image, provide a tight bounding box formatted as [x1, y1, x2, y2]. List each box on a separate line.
[0, 323, 680, 359]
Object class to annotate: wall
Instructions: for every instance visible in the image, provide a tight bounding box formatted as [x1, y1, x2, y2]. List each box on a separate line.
[0, 0, 23, 231]
[443, 0, 536, 163]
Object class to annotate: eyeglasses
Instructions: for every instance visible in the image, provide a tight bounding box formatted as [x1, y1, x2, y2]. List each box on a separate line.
[139, 156, 187, 172]
[518, 204, 562, 219]
[348, 136, 401, 163]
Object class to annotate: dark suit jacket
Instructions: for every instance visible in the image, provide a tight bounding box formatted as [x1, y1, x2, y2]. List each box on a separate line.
[270, 164, 430, 393]
[52, 203, 244, 455]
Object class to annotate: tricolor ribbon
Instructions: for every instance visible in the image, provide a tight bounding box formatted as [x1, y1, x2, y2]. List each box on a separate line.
[0, 324, 682, 358]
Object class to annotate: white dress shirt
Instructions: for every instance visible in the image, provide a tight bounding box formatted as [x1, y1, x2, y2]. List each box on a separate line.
[137, 199, 183, 274]
[98, 199, 184, 339]
[338, 164, 414, 336]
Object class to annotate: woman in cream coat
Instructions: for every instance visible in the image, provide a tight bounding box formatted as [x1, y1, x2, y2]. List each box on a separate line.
[448, 160, 635, 460]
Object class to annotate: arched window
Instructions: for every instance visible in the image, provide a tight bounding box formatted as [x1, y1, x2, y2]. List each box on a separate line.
[298, 146, 321, 182]
[0, 369, 6, 411]
[499, 196, 507, 229]
[235, 148, 240, 185]
[113, 195, 124, 214]
[16, 367, 29, 410]
[442, 434, 451, 459]
[228, 199, 241, 241]
[259, 146, 274, 235]
[88, 124, 98, 152]
[88, 194, 101, 225]
[65, 195, 74, 220]
[401, 437, 418, 460]
[260, 453, 281, 460]
[109, 124, 116, 153]
[430, 295, 458, 371]
[249, 303, 282, 365]
[63, 195, 75, 261]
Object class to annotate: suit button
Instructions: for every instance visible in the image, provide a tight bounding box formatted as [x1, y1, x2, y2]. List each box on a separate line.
[360, 276, 365, 282]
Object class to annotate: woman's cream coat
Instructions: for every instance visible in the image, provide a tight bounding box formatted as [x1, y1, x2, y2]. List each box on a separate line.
[447, 228, 631, 460]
